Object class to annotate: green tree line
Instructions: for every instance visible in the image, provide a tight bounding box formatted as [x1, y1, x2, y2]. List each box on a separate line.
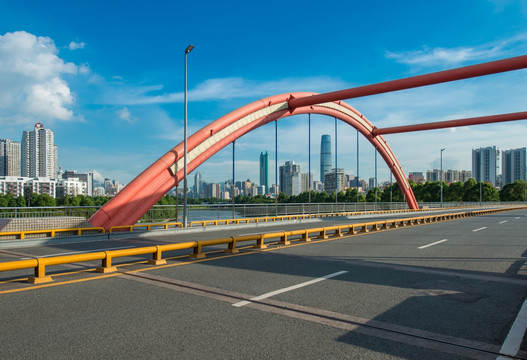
[0, 179, 526, 209]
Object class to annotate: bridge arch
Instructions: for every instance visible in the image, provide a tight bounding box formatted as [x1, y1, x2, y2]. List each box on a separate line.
[89, 92, 418, 230]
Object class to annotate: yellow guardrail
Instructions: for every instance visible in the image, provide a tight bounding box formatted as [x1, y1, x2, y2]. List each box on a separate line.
[0, 206, 525, 285]
[188, 208, 432, 228]
[0, 209, 433, 240]
[0, 227, 105, 240]
[109, 222, 183, 233]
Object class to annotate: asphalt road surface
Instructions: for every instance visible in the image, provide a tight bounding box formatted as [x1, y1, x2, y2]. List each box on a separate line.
[1, 208, 527, 359]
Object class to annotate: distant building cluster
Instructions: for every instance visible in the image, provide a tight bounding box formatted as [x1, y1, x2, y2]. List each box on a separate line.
[472, 146, 526, 188]
[188, 136, 527, 200]
[0, 123, 123, 198]
[3, 125, 525, 201]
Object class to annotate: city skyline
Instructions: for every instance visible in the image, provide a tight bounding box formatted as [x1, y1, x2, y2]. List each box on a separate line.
[0, 2, 527, 186]
[3, 124, 524, 193]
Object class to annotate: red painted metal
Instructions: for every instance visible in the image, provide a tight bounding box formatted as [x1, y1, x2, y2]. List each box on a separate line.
[372, 111, 527, 136]
[288, 55, 527, 109]
[89, 93, 418, 230]
[90, 55, 527, 230]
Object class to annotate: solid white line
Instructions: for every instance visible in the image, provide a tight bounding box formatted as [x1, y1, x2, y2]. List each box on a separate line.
[515, 217, 521, 220]
[497, 297, 527, 359]
[19, 246, 134, 260]
[233, 270, 348, 307]
[472, 227, 487, 232]
[418, 239, 448, 250]
[499, 220, 508, 224]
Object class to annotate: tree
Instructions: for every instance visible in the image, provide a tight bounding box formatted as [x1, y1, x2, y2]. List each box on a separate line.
[366, 188, 381, 202]
[444, 181, 464, 202]
[419, 182, 441, 202]
[481, 182, 499, 201]
[462, 178, 480, 201]
[462, 179, 499, 202]
[277, 192, 289, 203]
[500, 181, 527, 201]
[80, 196, 95, 206]
[16, 196, 26, 207]
[32, 193, 56, 207]
[313, 191, 328, 203]
[380, 183, 405, 202]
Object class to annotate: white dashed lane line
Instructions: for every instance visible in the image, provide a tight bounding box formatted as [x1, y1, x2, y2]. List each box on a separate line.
[418, 239, 448, 250]
[472, 227, 487, 232]
[232, 270, 348, 307]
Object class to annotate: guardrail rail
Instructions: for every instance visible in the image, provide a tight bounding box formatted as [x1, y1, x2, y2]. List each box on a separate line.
[0, 206, 524, 285]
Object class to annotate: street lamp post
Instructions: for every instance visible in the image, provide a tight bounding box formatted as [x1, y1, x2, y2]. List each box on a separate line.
[440, 148, 445, 208]
[183, 44, 194, 227]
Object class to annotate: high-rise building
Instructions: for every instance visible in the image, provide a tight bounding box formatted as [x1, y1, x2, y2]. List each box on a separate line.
[279, 161, 300, 196]
[259, 152, 269, 190]
[0, 139, 21, 176]
[62, 170, 94, 196]
[21, 123, 57, 178]
[193, 170, 203, 198]
[300, 172, 313, 193]
[426, 169, 442, 182]
[472, 146, 497, 186]
[502, 148, 526, 186]
[320, 135, 332, 183]
[324, 168, 346, 194]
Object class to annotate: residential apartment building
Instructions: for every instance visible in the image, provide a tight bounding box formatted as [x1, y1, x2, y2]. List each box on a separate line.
[21, 123, 58, 178]
[472, 146, 497, 186]
[279, 161, 301, 196]
[325, 168, 346, 194]
[0, 139, 21, 176]
[502, 148, 526, 185]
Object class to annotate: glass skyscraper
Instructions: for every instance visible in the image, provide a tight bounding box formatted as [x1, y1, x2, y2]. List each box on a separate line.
[320, 135, 332, 183]
[259, 151, 269, 192]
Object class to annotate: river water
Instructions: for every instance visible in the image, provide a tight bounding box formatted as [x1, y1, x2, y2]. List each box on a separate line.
[185, 209, 241, 222]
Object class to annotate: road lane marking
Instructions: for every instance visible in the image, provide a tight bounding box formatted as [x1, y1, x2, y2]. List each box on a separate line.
[515, 217, 521, 219]
[472, 227, 487, 232]
[497, 297, 527, 359]
[418, 239, 448, 249]
[232, 270, 348, 307]
[19, 246, 134, 260]
[499, 221, 508, 224]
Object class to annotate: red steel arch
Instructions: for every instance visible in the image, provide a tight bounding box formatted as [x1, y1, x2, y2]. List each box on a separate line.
[89, 93, 417, 230]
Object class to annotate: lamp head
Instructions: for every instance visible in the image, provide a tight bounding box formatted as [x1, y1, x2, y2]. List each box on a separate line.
[185, 44, 194, 54]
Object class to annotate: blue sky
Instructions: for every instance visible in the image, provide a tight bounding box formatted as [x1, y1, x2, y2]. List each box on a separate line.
[1, 1, 527, 187]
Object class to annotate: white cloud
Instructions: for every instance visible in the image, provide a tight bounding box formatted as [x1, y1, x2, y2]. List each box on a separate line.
[0, 31, 79, 125]
[116, 107, 136, 123]
[68, 41, 85, 50]
[386, 46, 500, 66]
[386, 34, 527, 67]
[101, 76, 351, 105]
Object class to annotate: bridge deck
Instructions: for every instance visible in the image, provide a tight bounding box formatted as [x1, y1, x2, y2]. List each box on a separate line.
[1, 209, 526, 359]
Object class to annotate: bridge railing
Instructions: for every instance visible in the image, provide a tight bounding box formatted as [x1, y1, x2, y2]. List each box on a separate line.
[0, 202, 522, 234]
[0, 206, 524, 284]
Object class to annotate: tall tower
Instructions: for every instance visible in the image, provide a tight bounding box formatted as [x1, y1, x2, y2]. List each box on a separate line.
[472, 146, 497, 186]
[502, 148, 526, 186]
[320, 135, 332, 183]
[193, 170, 203, 198]
[21, 123, 57, 178]
[259, 152, 269, 192]
[0, 139, 21, 176]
